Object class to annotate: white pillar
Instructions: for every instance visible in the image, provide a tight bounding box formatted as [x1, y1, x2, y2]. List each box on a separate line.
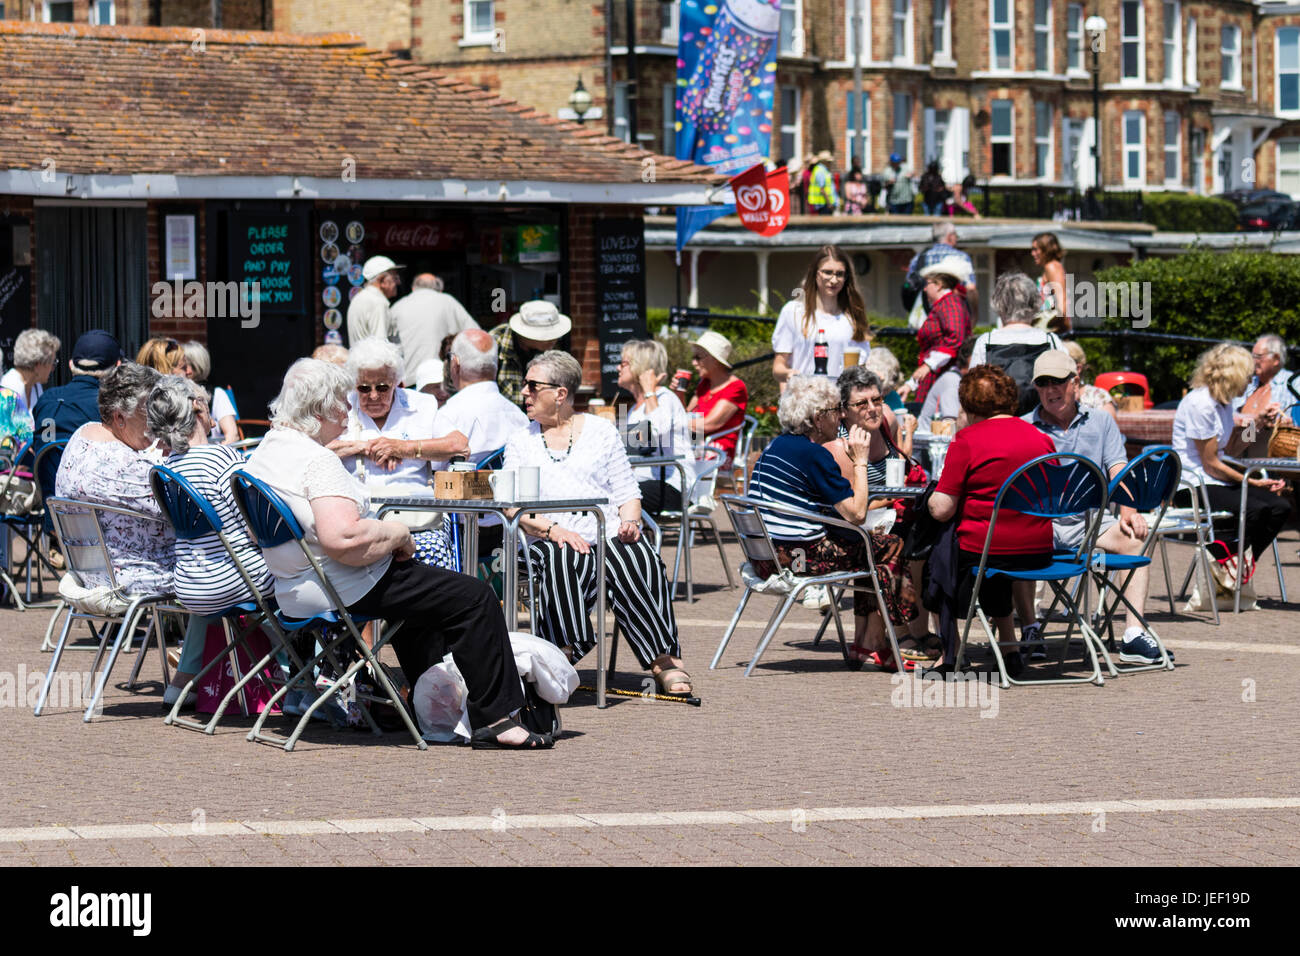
[688, 249, 700, 309]
[755, 249, 771, 313]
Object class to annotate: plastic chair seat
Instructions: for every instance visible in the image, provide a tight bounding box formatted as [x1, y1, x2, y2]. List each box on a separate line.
[979, 560, 1089, 581]
[277, 609, 381, 632]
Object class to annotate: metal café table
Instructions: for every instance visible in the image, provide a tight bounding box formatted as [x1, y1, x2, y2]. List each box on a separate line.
[1222, 456, 1300, 613]
[372, 493, 616, 707]
[629, 452, 696, 601]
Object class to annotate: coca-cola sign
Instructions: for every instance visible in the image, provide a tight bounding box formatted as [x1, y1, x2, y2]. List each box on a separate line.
[367, 220, 467, 251]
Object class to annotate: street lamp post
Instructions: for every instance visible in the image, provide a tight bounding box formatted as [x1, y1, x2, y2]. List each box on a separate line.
[569, 75, 593, 124]
[1085, 14, 1108, 208]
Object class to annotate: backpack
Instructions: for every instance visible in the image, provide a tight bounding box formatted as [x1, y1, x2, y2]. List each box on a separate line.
[984, 339, 1054, 416]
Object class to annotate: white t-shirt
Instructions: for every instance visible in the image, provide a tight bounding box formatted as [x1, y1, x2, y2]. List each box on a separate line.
[430, 380, 528, 470]
[969, 325, 1064, 369]
[502, 414, 640, 543]
[0, 368, 40, 417]
[208, 386, 237, 442]
[1172, 386, 1235, 487]
[772, 299, 871, 378]
[626, 387, 697, 492]
[241, 427, 392, 618]
[341, 387, 439, 494]
[346, 284, 396, 344]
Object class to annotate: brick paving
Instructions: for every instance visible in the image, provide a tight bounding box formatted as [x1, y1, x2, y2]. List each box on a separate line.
[2, 526, 1299, 865]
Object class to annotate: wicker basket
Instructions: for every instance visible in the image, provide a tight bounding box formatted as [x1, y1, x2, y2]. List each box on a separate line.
[1268, 423, 1300, 459]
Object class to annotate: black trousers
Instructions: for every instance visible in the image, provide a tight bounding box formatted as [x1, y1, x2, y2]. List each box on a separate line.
[1178, 483, 1293, 560]
[347, 558, 523, 730]
[957, 550, 1052, 619]
[638, 479, 683, 516]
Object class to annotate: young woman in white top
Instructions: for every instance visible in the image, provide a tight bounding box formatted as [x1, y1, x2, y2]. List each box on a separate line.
[619, 339, 696, 515]
[1, 328, 59, 418]
[772, 244, 872, 388]
[1172, 343, 1291, 562]
[503, 350, 693, 697]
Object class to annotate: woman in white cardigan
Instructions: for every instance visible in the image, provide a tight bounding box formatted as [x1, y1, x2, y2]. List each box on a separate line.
[504, 351, 693, 697]
[619, 338, 696, 515]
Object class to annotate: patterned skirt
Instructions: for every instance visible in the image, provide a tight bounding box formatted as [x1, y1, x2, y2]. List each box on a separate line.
[753, 532, 917, 625]
[412, 514, 461, 572]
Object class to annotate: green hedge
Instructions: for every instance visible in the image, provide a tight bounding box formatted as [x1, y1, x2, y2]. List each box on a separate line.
[1084, 249, 1300, 401]
[1141, 193, 1238, 232]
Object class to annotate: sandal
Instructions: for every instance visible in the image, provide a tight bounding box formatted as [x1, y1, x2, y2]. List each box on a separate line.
[897, 636, 941, 662]
[653, 667, 694, 697]
[470, 717, 554, 750]
[868, 651, 915, 673]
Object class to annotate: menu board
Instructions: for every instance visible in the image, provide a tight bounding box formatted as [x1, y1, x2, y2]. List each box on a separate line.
[594, 218, 647, 398]
[227, 211, 306, 314]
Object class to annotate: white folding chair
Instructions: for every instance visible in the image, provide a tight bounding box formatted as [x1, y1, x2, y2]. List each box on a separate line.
[661, 448, 736, 601]
[709, 494, 905, 677]
[35, 497, 183, 720]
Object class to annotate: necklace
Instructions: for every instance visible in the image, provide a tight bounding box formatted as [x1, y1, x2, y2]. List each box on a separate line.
[544, 420, 574, 462]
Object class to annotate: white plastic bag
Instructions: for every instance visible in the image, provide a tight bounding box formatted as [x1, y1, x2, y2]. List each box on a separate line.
[509, 632, 578, 705]
[412, 653, 472, 743]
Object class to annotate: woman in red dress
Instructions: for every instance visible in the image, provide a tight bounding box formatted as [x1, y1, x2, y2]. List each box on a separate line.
[902, 259, 973, 406]
[685, 330, 748, 466]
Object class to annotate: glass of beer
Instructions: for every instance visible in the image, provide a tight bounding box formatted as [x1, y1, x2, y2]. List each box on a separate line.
[842, 348, 861, 368]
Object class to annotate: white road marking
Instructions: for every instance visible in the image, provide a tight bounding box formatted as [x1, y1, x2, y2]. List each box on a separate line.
[2, 797, 1298, 843]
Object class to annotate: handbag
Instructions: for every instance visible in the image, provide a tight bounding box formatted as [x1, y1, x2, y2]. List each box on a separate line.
[0, 468, 38, 517]
[901, 479, 944, 561]
[1267, 421, 1300, 459]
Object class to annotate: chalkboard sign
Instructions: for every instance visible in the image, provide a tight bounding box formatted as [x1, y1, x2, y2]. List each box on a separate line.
[594, 218, 648, 398]
[227, 212, 306, 314]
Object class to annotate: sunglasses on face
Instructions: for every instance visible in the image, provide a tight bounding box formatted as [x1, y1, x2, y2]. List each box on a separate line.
[1034, 375, 1074, 388]
[522, 380, 561, 393]
[356, 383, 393, 395]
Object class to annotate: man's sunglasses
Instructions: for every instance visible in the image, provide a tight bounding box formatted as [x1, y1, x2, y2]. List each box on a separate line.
[1034, 375, 1075, 388]
[522, 380, 562, 393]
[356, 383, 393, 395]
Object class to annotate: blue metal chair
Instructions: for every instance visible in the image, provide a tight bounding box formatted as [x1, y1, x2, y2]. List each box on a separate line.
[0, 438, 64, 609]
[150, 465, 304, 733]
[1087, 446, 1181, 673]
[957, 453, 1111, 688]
[475, 446, 506, 470]
[229, 470, 427, 751]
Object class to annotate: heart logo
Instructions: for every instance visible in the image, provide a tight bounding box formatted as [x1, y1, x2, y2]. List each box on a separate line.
[736, 185, 768, 211]
[767, 187, 785, 213]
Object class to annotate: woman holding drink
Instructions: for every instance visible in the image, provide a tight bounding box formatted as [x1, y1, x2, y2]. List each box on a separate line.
[772, 245, 872, 388]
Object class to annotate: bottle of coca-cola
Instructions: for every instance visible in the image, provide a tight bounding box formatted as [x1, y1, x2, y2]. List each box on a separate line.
[813, 328, 829, 376]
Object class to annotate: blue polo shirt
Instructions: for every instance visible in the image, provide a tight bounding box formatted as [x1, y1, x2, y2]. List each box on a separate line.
[31, 375, 101, 511]
[1023, 403, 1126, 472]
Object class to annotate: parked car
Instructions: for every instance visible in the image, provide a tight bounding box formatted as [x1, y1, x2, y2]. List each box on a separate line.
[1237, 199, 1300, 231]
[1216, 188, 1290, 208]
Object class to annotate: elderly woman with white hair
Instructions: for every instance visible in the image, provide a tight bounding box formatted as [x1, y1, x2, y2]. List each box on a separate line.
[504, 350, 694, 696]
[618, 338, 696, 515]
[2, 328, 60, 418]
[969, 271, 1063, 406]
[243, 358, 549, 748]
[181, 341, 239, 444]
[749, 375, 917, 669]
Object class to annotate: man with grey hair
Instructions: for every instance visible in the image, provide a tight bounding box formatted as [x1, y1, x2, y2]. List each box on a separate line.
[904, 221, 979, 324]
[347, 256, 405, 347]
[430, 329, 527, 470]
[1235, 334, 1297, 440]
[391, 272, 479, 388]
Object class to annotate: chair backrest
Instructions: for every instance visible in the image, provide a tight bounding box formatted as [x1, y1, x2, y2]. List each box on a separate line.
[32, 439, 68, 498]
[994, 453, 1108, 520]
[45, 496, 157, 593]
[150, 465, 222, 541]
[1108, 445, 1181, 514]
[476, 446, 506, 470]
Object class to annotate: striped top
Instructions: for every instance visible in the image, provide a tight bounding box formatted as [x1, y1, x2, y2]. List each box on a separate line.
[750, 433, 854, 541]
[167, 444, 273, 615]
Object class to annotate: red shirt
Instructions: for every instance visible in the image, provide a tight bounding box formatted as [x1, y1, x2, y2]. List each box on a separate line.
[935, 416, 1056, 555]
[694, 376, 748, 461]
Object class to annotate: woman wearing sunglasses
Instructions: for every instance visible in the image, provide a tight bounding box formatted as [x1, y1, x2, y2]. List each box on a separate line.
[503, 351, 694, 698]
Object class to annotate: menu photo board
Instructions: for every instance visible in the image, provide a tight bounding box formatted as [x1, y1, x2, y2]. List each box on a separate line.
[594, 218, 648, 399]
[227, 211, 307, 314]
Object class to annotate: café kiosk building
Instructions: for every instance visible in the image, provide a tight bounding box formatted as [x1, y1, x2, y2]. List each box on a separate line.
[0, 21, 717, 414]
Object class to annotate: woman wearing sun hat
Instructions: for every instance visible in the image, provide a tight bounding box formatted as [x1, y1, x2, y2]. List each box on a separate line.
[686, 330, 749, 466]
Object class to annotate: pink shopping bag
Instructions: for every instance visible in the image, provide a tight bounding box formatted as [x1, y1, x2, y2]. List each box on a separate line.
[195, 619, 281, 715]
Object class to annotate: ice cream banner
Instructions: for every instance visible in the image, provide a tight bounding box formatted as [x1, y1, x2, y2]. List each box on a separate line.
[675, 0, 780, 177]
[730, 163, 790, 237]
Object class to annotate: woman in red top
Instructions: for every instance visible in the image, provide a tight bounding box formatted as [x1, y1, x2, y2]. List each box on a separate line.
[686, 330, 748, 465]
[902, 260, 974, 405]
[928, 365, 1055, 677]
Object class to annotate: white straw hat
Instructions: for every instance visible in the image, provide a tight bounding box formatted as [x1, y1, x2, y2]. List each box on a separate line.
[693, 330, 733, 368]
[508, 300, 572, 341]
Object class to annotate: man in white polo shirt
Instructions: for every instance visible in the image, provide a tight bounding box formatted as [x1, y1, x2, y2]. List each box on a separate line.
[347, 255, 404, 345]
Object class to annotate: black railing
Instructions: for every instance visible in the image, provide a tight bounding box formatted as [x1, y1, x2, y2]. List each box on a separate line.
[976, 185, 1145, 222]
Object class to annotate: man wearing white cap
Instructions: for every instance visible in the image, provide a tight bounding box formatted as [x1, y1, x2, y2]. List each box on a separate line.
[490, 300, 572, 407]
[392, 273, 479, 388]
[346, 255, 404, 346]
[1017, 349, 1166, 667]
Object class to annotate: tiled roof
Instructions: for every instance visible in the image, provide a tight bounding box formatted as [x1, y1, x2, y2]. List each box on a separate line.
[0, 22, 719, 186]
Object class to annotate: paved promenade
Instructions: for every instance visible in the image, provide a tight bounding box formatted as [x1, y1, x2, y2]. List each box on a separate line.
[2, 527, 1298, 866]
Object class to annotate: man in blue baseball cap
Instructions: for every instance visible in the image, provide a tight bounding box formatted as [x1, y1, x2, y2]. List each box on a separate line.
[30, 329, 123, 566]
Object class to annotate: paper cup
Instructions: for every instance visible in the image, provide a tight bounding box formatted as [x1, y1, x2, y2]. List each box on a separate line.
[885, 458, 905, 487]
[517, 465, 541, 500]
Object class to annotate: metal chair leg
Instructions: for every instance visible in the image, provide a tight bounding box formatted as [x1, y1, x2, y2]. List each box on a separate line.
[710, 588, 754, 669]
[742, 595, 798, 677]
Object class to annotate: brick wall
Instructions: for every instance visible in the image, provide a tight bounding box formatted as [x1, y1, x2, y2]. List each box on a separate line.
[145, 201, 209, 342]
[567, 204, 599, 386]
[273, 0, 411, 51]
[417, 0, 598, 61]
[159, 0, 268, 28]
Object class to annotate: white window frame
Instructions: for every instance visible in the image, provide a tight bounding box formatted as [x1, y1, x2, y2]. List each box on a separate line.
[893, 92, 913, 167]
[932, 0, 953, 65]
[1162, 2, 1182, 87]
[1123, 110, 1146, 187]
[613, 82, 630, 144]
[780, 85, 802, 162]
[991, 99, 1014, 177]
[1063, 116, 1087, 189]
[661, 84, 676, 157]
[660, 1, 679, 45]
[845, 0, 871, 63]
[846, 90, 871, 169]
[1221, 23, 1242, 90]
[1035, 101, 1053, 180]
[990, 0, 1013, 72]
[1163, 111, 1181, 185]
[41, 0, 75, 21]
[462, 0, 495, 44]
[1120, 1, 1145, 84]
[1277, 28, 1300, 117]
[1034, 0, 1053, 74]
[1066, 4, 1086, 75]
[892, 0, 914, 64]
[780, 0, 805, 57]
[1186, 17, 1198, 87]
[1277, 138, 1300, 199]
[90, 1, 115, 25]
